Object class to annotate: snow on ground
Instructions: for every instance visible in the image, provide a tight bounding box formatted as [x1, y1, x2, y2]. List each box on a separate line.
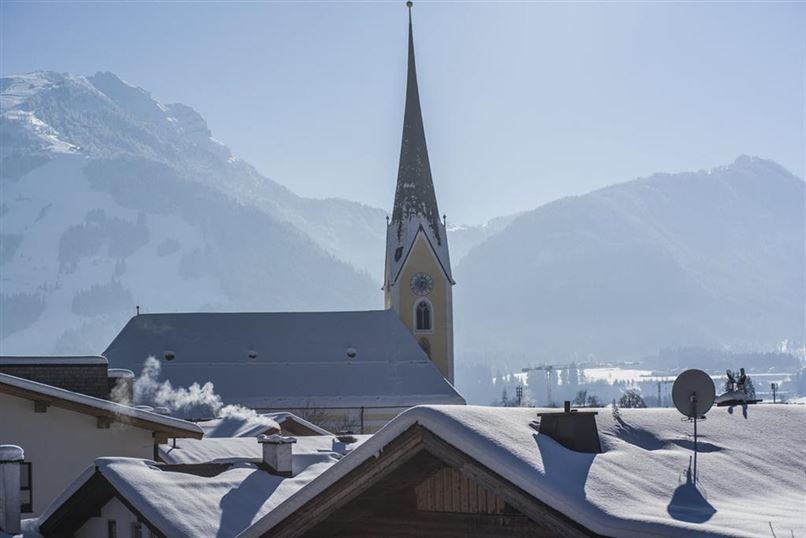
[244, 404, 806, 538]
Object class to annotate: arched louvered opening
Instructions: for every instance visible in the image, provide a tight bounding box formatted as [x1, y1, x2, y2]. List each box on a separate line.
[415, 300, 432, 332]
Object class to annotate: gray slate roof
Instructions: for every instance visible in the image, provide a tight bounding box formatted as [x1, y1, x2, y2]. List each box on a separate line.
[103, 310, 464, 409]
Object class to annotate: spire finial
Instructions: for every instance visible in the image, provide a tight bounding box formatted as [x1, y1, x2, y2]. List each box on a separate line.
[406, 1, 413, 9]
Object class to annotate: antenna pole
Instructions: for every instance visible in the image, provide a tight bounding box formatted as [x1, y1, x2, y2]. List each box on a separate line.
[693, 412, 698, 482]
[691, 392, 698, 483]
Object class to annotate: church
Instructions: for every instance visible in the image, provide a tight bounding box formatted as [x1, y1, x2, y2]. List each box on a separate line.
[102, 5, 464, 433]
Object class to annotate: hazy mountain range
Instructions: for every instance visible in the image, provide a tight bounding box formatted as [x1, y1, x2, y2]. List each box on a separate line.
[1, 71, 803, 363]
[456, 156, 805, 361]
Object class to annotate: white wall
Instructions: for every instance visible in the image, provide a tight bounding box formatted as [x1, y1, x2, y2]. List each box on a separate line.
[76, 497, 143, 538]
[0, 393, 155, 517]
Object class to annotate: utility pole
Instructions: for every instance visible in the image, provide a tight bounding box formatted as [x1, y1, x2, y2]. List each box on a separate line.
[657, 379, 674, 407]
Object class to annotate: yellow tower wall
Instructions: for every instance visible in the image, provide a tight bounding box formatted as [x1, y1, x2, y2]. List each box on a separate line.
[387, 233, 454, 383]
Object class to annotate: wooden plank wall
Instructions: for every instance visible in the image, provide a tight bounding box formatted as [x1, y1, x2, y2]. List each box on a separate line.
[415, 467, 507, 514]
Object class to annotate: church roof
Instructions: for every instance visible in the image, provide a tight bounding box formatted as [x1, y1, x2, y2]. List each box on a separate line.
[102, 310, 464, 409]
[387, 4, 453, 285]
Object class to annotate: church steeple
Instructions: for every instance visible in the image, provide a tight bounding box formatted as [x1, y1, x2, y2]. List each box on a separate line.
[385, 2, 455, 384]
[391, 2, 442, 246]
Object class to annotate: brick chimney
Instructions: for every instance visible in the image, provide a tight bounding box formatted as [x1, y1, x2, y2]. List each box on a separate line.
[0, 445, 24, 535]
[535, 401, 602, 453]
[257, 435, 297, 477]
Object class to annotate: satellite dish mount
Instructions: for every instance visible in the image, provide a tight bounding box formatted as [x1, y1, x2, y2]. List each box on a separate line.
[672, 369, 715, 481]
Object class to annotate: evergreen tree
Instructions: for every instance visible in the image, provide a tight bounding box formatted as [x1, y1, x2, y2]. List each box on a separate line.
[618, 389, 647, 408]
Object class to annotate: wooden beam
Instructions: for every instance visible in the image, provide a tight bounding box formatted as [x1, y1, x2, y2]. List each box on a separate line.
[268, 425, 426, 538]
[97, 416, 111, 429]
[34, 400, 48, 413]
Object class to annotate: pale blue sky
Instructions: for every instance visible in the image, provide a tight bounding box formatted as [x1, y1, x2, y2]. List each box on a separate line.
[2, 1, 804, 224]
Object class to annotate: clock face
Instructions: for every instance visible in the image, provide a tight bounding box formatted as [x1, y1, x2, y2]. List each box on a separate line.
[410, 272, 434, 296]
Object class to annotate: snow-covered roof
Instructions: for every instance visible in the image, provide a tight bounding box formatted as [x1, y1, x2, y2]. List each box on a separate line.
[197, 411, 331, 438]
[260, 412, 332, 435]
[103, 310, 464, 408]
[0, 355, 107, 365]
[243, 405, 806, 538]
[159, 434, 370, 466]
[196, 415, 280, 439]
[0, 373, 202, 438]
[37, 445, 350, 538]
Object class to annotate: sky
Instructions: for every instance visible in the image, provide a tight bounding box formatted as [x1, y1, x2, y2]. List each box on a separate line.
[2, 1, 804, 225]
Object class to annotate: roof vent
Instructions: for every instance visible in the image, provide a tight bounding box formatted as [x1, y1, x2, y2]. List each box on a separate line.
[154, 407, 171, 416]
[164, 350, 175, 361]
[333, 431, 358, 455]
[535, 401, 602, 454]
[248, 350, 258, 359]
[345, 347, 357, 359]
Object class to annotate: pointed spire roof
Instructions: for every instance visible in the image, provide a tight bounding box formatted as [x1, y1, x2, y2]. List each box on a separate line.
[386, 2, 453, 285]
[391, 2, 442, 245]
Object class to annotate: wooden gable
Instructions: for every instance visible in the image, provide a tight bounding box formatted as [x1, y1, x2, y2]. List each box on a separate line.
[265, 425, 601, 538]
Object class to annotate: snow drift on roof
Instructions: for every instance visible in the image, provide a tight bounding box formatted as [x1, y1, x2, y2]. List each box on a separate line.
[197, 411, 330, 438]
[101, 457, 334, 537]
[244, 405, 806, 538]
[159, 434, 370, 466]
[0, 355, 107, 365]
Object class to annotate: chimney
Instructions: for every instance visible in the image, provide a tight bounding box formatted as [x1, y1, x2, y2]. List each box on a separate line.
[0, 445, 24, 535]
[257, 435, 297, 477]
[108, 369, 135, 404]
[535, 401, 602, 454]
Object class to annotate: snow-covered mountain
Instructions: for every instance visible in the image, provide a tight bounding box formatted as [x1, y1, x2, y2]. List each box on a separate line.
[4, 72, 801, 361]
[455, 156, 806, 361]
[1, 71, 387, 354]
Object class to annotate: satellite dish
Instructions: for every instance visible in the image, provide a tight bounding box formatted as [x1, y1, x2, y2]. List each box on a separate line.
[672, 369, 715, 418]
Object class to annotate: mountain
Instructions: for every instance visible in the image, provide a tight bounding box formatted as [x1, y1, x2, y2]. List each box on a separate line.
[0, 71, 386, 354]
[455, 156, 805, 362]
[448, 213, 521, 262]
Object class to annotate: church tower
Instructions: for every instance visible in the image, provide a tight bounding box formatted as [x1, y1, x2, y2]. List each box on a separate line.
[385, 2, 455, 384]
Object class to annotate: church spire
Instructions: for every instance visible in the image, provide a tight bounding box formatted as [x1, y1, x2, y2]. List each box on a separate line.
[391, 1, 442, 244]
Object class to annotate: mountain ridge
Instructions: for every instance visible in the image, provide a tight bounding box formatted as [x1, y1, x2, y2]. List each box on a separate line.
[455, 154, 805, 362]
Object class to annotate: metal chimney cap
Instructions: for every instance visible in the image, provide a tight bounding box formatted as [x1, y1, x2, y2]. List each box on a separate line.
[258, 434, 297, 445]
[0, 445, 24, 463]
